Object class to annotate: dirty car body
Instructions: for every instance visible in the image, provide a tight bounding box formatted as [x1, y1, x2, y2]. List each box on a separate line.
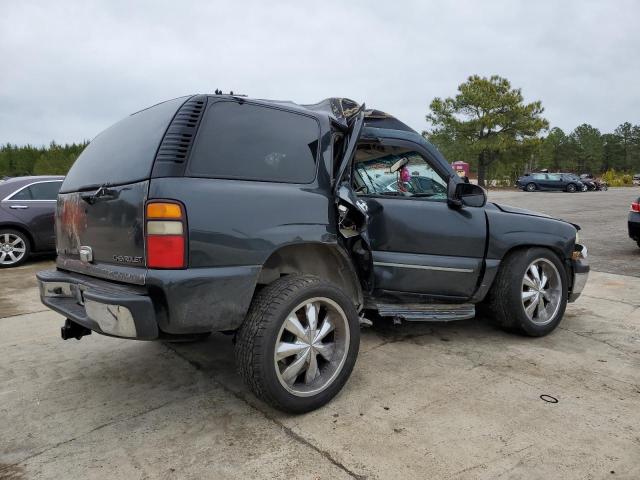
[37, 94, 589, 412]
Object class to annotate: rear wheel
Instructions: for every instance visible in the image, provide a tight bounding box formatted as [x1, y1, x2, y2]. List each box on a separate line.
[0, 230, 30, 268]
[485, 247, 568, 336]
[235, 275, 360, 413]
[566, 183, 577, 193]
[525, 183, 536, 192]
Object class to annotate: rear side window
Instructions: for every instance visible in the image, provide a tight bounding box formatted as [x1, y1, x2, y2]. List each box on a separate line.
[10, 181, 62, 200]
[188, 101, 320, 183]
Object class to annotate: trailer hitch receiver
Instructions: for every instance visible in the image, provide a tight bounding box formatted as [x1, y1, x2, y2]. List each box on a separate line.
[61, 319, 92, 340]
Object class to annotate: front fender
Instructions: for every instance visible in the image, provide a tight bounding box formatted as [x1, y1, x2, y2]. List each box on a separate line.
[485, 208, 577, 260]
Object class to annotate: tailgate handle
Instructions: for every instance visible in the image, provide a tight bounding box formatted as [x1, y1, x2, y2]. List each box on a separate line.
[9, 205, 29, 209]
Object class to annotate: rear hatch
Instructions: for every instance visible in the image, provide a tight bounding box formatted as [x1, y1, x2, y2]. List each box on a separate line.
[56, 96, 189, 284]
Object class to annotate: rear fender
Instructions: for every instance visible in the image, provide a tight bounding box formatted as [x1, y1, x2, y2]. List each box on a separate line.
[258, 242, 363, 309]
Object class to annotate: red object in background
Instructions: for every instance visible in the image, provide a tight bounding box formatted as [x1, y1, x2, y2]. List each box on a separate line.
[451, 161, 469, 178]
[631, 201, 640, 213]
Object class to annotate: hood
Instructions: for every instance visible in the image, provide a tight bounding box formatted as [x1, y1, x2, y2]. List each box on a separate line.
[492, 203, 550, 218]
[491, 202, 581, 231]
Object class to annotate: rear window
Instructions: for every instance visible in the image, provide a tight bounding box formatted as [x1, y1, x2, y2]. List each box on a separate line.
[60, 97, 187, 193]
[187, 101, 320, 183]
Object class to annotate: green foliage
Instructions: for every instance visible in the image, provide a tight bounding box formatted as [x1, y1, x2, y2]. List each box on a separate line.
[602, 169, 634, 187]
[424, 75, 549, 186]
[0, 142, 87, 177]
[425, 75, 640, 185]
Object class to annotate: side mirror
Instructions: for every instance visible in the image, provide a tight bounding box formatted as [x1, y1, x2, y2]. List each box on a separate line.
[447, 179, 487, 208]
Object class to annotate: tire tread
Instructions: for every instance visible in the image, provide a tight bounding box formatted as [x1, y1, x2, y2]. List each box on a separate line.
[236, 275, 354, 412]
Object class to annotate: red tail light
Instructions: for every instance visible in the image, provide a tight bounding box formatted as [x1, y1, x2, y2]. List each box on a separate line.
[145, 201, 187, 269]
[631, 201, 640, 213]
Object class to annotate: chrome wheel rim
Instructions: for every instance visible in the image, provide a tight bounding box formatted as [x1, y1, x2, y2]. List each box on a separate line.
[0, 233, 26, 265]
[522, 258, 562, 326]
[274, 297, 350, 397]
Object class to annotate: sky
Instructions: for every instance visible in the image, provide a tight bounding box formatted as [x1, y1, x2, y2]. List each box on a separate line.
[1, 0, 639, 146]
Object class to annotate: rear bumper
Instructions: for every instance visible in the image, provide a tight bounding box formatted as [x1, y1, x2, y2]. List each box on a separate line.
[37, 269, 159, 339]
[568, 243, 589, 302]
[37, 264, 260, 339]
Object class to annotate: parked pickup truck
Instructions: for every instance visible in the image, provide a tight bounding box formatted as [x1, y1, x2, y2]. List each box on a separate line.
[37, 94, 589, 413]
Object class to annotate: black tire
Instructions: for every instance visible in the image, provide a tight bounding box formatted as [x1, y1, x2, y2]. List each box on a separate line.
[0, 229, 30, 268]
[235, 275, 360, 413]
[602, 185, 608, 191]
[566, 183, 577, 193]
[525, 183, 536, 192]
[485, 247, 568, 337]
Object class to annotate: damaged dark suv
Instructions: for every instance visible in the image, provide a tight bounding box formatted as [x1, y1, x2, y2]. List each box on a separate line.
[37, 94, 589, 413]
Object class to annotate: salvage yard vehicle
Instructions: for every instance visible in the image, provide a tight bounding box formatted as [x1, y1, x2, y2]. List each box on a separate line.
[580, 173, 608, 191]
[0, 175, 64, 267]
[516, 172, 586, 192]
[629, 197, 640, 248]
[37, 94, 589, 413]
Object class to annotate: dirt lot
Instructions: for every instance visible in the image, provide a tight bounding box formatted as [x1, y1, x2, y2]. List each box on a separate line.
[1, 189, 639, 479]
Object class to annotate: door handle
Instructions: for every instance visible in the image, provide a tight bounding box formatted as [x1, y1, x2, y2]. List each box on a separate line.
[9, 205, 29, 209]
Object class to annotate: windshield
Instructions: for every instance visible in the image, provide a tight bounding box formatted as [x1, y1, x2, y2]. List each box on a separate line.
[353, 146, 447, 199]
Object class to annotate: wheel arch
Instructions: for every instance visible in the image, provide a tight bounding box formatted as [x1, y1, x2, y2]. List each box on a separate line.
[475, 242, 572, 303]
[257, 242, 363, 310]
[0, 222, 34, 251]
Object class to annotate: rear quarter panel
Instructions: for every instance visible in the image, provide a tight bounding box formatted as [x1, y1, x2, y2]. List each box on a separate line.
[148, 177, 336, 268]
[145, 176, 337, 334]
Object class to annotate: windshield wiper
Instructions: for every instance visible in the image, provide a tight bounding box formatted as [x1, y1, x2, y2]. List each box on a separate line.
[80, 183, 118, 204]
[378, 191, 406, 196]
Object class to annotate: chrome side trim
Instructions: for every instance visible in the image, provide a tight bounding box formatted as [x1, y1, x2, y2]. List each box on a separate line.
[373, 261, 474, 273]
[1, 179, 64, 202]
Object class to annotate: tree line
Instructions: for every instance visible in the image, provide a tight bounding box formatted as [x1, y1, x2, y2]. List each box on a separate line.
[424, 75, 640, 186]
[2, 77, 639, 187]
[0, 141, 88, 178]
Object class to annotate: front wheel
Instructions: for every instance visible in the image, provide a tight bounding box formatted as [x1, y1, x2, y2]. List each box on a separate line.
[566, 183, 577, 193]
[525, 183, 536, 192]
[485, 247, 568, 336]
[235, 275, 360, 413]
